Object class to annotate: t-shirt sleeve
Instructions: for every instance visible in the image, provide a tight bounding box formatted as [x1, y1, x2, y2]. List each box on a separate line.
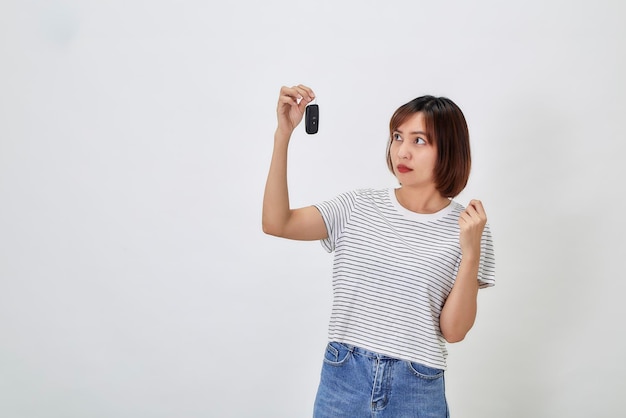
[313, 190, 358, 253]
[477, 223, 496, 288]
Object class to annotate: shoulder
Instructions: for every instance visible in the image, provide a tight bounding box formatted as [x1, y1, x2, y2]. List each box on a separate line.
[353, 188, 392, 201]
[328, 188, 388, 203]
[315, 188, 393, 213]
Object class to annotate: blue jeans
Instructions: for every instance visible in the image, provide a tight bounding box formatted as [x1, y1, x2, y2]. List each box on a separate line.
[313, 342, 450, 418]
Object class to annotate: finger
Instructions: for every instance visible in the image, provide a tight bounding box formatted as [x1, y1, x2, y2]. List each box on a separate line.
[279, 86, 303, 104]
[291, 85, 315, 106]
[277, 93, 299, 107]
[468, 199, 487, 220]
[458, 211, 472, 226]
[460, 204, 483, 222]
[461, 205, 479, 222]
[295, 84, 316, 101]
[468, 199, 484, 212]
[281, 85, 314, 101]
[291, 88, 315, 115]
[464, 200, 482, 216]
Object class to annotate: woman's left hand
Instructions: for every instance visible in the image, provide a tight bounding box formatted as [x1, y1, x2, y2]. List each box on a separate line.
[458, 199, 487, 260]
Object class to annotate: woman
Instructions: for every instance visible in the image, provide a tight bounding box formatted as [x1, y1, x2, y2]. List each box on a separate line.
[262, 84, 495, 417]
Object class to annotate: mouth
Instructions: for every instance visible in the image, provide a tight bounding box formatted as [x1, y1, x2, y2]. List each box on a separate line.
[396, 164, 413, 174]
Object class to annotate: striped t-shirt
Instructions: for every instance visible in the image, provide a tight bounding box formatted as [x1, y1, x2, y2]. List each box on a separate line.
[314, 188, 496, 370]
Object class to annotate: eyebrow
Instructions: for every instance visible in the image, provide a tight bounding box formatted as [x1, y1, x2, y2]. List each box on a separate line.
[394, 129, 429, 137]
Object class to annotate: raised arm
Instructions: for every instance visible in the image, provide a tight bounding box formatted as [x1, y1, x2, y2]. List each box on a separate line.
[262, 85, 328, 241]
[439, 199, 487, 343]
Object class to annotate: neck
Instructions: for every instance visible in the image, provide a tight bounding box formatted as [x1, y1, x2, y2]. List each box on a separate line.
[395, 186, 450, 214]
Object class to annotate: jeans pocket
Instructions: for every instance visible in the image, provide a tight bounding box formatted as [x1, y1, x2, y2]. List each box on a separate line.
[322, 342, 352, 366]
[407, 361, 445, 380]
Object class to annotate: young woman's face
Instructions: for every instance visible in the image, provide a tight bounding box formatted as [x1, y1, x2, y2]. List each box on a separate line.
[389, 112, 438, 189]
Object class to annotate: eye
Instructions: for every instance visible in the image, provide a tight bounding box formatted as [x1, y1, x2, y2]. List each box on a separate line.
[414, 137, 426, 145]
[393, 133, 402, 141]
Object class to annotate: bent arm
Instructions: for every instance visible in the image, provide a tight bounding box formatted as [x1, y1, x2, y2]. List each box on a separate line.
[262, 129, 327, 240]
[439, 199, 487, 343]
[262, 85, 328, 241]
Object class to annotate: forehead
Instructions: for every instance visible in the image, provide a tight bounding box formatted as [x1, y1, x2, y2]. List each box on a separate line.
[395, 112, 427, 133]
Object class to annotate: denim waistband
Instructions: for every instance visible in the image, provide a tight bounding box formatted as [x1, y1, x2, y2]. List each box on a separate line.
[335, 342, 402, 361]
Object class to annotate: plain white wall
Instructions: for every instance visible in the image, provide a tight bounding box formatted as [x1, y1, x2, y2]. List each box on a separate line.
[1, 0, 625, 417]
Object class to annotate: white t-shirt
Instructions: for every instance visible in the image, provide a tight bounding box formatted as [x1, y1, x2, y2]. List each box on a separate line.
[314, 188, 496, 370]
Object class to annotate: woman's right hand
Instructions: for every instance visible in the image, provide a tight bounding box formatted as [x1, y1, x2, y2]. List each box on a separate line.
[276, 84, 315, 136]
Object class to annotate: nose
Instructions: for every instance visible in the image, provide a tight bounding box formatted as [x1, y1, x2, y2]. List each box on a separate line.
[396, 141, 410, 160]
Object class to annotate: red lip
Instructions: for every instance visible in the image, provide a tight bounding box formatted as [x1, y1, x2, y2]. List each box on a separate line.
[397, 164, 413, 173]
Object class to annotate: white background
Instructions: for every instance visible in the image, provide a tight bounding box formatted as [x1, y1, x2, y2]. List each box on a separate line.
[1, 1, 625, 417]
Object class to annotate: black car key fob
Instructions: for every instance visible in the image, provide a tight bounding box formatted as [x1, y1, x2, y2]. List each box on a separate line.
[305, 104, 319, 134]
